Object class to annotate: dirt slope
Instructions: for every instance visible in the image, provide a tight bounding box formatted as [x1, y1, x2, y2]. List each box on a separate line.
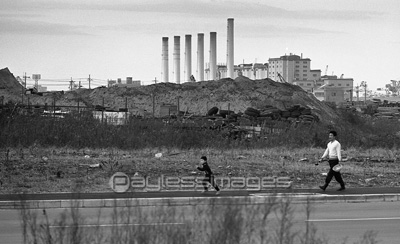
[0, 67, 24, 98]
[0, 67, 339, 123]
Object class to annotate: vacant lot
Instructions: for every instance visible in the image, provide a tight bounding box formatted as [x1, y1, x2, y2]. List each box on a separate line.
[1, 147, 399, 193]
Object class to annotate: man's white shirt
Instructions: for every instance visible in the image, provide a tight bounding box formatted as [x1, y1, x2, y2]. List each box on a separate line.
[322, 140, 341, 161]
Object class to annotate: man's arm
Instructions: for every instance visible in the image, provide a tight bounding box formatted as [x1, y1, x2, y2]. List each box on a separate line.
[336, 142, 342, 161]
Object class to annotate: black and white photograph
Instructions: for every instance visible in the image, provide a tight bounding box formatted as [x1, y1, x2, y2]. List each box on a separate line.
[1, 0, 400, 243]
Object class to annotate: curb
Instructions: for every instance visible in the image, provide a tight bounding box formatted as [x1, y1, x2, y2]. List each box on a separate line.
[0, 193, 399, 210]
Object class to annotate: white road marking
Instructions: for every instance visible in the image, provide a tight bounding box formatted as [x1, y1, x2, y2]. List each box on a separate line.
[49, 223, 185, 228]
[306, 217, 400, 222]
[251, 193, 323, 197]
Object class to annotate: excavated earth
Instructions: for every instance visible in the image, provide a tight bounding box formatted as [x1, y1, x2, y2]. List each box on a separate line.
[0, 67, 339, 124]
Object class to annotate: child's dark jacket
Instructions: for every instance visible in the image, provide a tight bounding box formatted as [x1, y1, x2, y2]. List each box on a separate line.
[197, 162, 213, 177]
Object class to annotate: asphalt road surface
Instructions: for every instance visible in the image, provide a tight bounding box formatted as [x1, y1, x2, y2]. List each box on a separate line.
[1, 200, 399, 243]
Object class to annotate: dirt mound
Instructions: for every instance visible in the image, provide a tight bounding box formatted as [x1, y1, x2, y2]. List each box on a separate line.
[0, 67, 339, 123]
[0, 67, 24, 103]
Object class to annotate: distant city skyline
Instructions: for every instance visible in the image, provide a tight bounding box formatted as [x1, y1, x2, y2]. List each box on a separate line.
[1, 0, 399, 91]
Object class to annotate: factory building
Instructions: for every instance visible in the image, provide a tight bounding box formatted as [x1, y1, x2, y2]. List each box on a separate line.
[312, 75, 354, 103]
[159, 19, 352, 104]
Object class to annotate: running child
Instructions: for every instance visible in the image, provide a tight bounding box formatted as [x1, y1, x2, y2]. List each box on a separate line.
[197, 156, 220, 195]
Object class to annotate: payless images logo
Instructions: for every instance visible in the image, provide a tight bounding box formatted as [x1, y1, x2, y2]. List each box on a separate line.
[109, 172, 292, 193]
[109, 172, 130, 193]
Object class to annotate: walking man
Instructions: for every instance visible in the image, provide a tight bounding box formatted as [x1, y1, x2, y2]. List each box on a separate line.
[197, 156, 220, 195]
[319, 130, 346, 191]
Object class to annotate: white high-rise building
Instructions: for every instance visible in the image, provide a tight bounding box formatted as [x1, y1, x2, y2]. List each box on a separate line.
[268, 53, 321, 84]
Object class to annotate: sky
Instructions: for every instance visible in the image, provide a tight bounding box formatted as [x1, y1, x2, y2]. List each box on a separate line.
[0, 0, 399, 91]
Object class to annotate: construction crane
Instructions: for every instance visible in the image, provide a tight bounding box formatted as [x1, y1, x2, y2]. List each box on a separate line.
[277, 73, 287, 83]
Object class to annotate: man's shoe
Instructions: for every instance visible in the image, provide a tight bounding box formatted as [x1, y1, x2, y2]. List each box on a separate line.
[319, 185, 326, 191]
[337, 187, 345, 191]
[215, 191, 220, 195]
[201, 190, 208, 194]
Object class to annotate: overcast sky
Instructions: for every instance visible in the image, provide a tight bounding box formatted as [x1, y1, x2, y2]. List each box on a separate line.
[0, 0, 399, 90]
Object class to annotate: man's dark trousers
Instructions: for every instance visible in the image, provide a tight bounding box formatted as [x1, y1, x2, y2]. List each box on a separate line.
[324, 159, 345, 188]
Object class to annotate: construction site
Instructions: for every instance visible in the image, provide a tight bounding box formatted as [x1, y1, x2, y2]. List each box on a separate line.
[1, 65, 335, 138]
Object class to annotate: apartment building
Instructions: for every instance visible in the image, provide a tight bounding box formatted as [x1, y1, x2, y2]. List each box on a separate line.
[268, 53, 321, 84]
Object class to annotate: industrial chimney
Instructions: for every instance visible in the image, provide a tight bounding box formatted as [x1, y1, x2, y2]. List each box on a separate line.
[162, 37, 169, 83]
[173, 36, 181, 84]
[197, 33, 204, 81]
[184, 34, 192, 82]
[227, 18, 234, 78]
[209, 32, 217, 80]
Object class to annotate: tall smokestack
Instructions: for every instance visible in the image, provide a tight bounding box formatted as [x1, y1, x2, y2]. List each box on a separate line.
[184, 34, 192, 82]
[173, 36, 181, 84]
[162, 37, 169, 83]
[197, 33, 204, 82]
[227, 18, 234, 78]
[210, 32, 217, 80]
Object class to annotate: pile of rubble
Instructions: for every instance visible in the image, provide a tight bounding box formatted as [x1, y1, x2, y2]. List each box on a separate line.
[373, 107, 400, 119]
[0, 67, 340, 126]
[206, 104, 318, 125]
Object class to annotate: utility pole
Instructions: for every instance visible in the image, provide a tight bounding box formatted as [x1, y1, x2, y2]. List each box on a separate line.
[22, 73, 30, 105]
[88, 74, 91, 89]
[23, 73, 29, 90]
[355, 84, 359, 102]
[153, 77, 157, 84]
[70, 77, 73, 91]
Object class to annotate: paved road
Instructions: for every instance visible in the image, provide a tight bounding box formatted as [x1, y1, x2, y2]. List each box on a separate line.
[1, 201, 399, 244]
[0, 187, 399, 243]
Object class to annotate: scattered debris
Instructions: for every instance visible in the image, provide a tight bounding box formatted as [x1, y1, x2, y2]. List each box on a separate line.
[155, 153, 162, 158]
[365, 178, 375, 184]
[89, 163, 100, 168]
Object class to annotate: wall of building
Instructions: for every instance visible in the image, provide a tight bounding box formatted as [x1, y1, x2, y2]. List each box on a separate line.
[324, 87, 346, 104]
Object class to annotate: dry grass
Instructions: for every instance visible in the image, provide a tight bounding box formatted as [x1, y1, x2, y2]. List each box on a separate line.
[1, 146, 399, 193]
